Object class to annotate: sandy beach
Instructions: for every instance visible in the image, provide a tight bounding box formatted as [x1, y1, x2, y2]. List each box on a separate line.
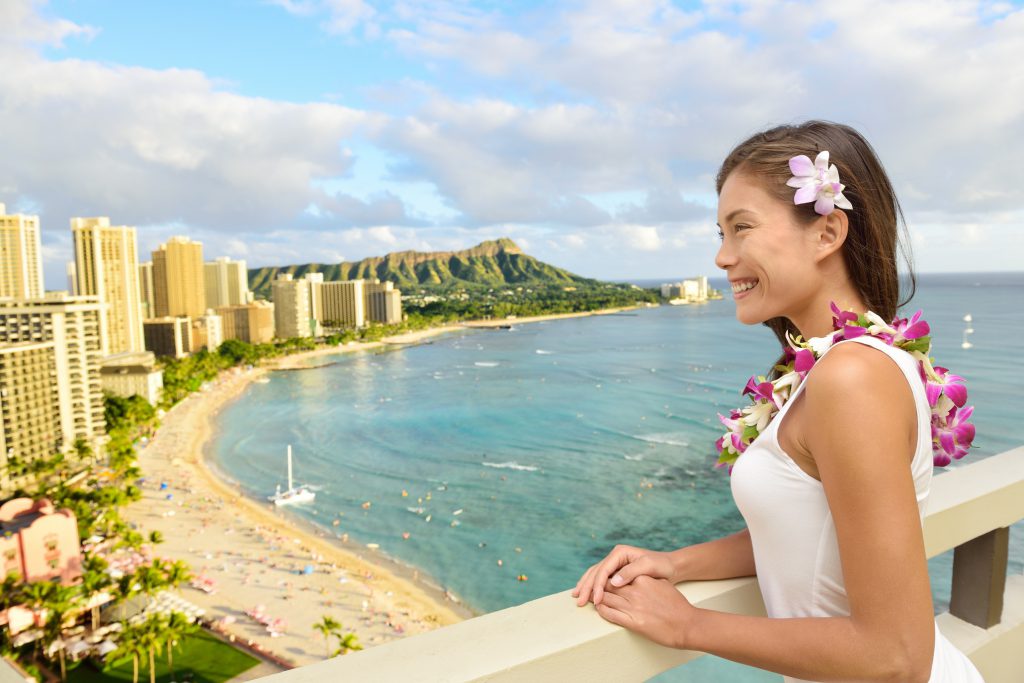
[122, 309, 643, 670]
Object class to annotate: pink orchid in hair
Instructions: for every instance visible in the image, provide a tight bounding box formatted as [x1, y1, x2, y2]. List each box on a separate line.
[787, 151, 854, 215]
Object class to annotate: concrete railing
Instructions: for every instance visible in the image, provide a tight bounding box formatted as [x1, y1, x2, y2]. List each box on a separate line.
[262, 446, 1024, 682]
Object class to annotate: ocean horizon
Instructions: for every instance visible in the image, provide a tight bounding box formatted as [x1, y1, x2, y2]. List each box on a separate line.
[209, 271, 1023, 682]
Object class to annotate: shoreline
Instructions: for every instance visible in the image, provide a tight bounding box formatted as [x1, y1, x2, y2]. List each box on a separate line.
[123, 305, 645, 668]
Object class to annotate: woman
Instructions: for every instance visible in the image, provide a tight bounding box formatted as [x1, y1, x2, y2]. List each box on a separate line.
[571, 121, 984, 682]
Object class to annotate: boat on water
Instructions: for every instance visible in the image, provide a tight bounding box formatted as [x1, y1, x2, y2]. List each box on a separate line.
[269, 445, 316, 506]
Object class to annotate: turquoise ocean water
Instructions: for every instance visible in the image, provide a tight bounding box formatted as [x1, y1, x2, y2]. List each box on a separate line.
[209, 272, 1022, 681]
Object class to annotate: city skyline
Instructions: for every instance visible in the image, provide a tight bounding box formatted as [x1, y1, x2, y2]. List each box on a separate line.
[1, 0, 1022, 288]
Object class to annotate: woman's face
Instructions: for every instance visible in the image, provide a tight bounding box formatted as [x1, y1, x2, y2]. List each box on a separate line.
[715, 171, 822, 325]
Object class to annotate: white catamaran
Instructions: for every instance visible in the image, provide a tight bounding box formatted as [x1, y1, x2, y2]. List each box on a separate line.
[269, 444, 316, 506]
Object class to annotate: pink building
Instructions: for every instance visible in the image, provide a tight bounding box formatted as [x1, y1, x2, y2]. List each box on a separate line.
[0, 498, 82, 585]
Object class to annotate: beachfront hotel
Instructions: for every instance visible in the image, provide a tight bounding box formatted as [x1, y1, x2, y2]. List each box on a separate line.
[0, 294, 107, 472]
[0, 204, 44, 301]
[0, 342, 62, 494]
[217, 300, 275, 344]
[191, 310, 223, 351]
[0, 498, 82, 586]
[312, 278, 366, 329]
[151, 236, 206, 319]
[272, 274, 315, 339]
[98, 350, 163, 406]
[143, 316, 192, 359]
[71, 217, 146, 356]
[365, 278, 403, 325]
[204, 256, 253, 309]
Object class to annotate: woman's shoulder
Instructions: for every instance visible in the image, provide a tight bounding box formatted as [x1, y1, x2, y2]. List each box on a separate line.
[803, 339, 917, 424]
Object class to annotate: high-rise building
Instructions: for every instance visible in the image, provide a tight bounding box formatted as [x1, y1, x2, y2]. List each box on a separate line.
[217, 301, 275, 344]
[71, 217, 145, 355]
[272, 274, 314, 339]
[0, 204, 44, 300]
[0, 293, 107, 459]
[204, 257, 252, 309]
[152, 236, 205, 318]
[138, 262, 154, 318]
[364, 279, 403, 324]
[143, 317, 192, 359]
[314, 280, 366, 328]
[0, 342, 62, 494]
[99, 351, 163, 406]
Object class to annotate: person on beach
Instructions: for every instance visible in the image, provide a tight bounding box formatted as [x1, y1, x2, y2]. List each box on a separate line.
[572, 121, 984, 682]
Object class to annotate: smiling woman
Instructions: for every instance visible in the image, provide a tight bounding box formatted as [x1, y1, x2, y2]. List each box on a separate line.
[573, 121, 986, 683]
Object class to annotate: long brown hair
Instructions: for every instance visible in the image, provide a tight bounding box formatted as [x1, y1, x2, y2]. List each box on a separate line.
[715, 120, 916, 377]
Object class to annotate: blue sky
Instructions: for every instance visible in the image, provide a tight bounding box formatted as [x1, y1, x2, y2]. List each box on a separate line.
[2, 0, 1022, 286]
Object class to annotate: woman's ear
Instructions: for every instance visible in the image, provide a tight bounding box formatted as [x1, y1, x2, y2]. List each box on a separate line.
[814, 209, 849, 263]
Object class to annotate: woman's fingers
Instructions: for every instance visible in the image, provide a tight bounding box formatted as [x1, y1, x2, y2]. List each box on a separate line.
[573, 565, 599, 606]
[608, 557, 648, 589]
[592, 547, 633, 605]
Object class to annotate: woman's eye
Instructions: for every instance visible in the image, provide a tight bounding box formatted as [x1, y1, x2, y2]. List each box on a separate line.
[734, 224, 750, 231]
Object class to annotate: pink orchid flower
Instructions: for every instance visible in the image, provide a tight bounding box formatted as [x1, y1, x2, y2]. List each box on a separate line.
[787, 151, 854, 215]
[931, 404, 975, 466]
[926, 366, 968, 408]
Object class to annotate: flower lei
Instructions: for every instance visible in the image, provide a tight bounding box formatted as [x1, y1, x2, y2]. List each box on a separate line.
[715, 303, 976, 473]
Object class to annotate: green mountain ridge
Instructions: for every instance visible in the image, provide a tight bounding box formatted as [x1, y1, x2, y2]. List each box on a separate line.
[248, 238, 597, 298]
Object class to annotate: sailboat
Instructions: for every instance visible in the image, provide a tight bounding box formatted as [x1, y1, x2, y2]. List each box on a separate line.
[269, 445, 316, 506]
[961, 314, 974, 350]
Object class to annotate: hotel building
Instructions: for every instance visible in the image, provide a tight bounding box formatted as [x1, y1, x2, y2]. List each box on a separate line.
[191, 310, 223, 351]
[204, 257, 252, 309]
[217, 301, 275, 344]
[365, 278, 403, 324]
[0, 498, 82, 585]
[0, 204, 44, 300]
[0, 294, 107, 464]
[152, 236, 205, 318]
[313, 279, 366, 329]
[272, 274, 314, 339]
[99, 351, 163, 406]
[71, 217, 145, 355]
[0, 342, 62, 494]
[143, 317, 192, 359]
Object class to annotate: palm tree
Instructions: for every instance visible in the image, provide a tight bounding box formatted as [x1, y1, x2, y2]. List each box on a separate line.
[162, 560, 191, 589]
[136, 614, 166, 683]
[107, 622, 147, 683]
[313, 615, 341, 658]
[78, 566, 111, 631]
[147, 530, 164, 545]
[0, 573, 24, 611]
[163, 611, 198, 681]
[40, 585, 80, 682]
[333, 630, 363, 657]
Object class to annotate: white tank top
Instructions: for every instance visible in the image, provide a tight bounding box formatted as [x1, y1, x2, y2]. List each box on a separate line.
[730, 335, 984, 682]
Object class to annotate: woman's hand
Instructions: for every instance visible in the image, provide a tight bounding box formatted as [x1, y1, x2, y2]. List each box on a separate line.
[595, 575, 699, 650]
[572, 544, 679, 607]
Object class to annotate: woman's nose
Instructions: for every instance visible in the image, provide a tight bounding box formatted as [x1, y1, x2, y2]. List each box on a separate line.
[714, 235, 735, 271]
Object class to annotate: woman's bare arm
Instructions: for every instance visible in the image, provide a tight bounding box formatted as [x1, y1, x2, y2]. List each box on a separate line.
[668, 527, 755, 582]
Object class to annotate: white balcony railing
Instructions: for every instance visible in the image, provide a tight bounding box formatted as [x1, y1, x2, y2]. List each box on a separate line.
[262, 446, 1024, 682]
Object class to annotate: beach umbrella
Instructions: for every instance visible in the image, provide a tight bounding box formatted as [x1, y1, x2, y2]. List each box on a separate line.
[67, 640, 90, 656]
[94, 640, 117, 656]
[302, 564, 314, 575]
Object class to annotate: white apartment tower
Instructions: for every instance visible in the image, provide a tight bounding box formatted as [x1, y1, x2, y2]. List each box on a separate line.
[204, 257, 252, 309]
[271, 274, 313, 339]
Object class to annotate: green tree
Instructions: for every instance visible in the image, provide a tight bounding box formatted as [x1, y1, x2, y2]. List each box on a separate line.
[313, 615, 341, 658]
[106, 621, 147, 683]
[163, 611, 199, 680]
[40, 584, 79, 682]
